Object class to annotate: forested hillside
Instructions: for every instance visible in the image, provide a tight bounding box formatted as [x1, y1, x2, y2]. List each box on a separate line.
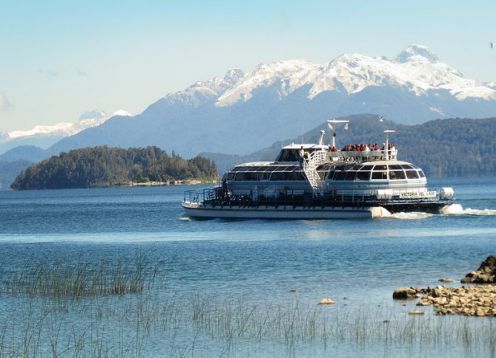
[11, 146, 217, 190]
[203, 115, 496, 178]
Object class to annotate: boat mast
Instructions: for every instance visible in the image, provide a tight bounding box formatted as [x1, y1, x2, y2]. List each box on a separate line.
[327, 119, 349, 148]
[318, 130, 325, 145]
[384, 129, 395, 160]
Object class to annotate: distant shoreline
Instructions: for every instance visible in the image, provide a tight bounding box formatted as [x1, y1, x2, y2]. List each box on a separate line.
[125, 179, 218, 187]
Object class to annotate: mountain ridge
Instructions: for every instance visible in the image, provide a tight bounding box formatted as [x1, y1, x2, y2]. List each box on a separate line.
[5, 45, 496, 158]
[201, 114, 496, 178]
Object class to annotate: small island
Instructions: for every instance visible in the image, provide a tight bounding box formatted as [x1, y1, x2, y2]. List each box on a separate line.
[11, 146, 218, 190]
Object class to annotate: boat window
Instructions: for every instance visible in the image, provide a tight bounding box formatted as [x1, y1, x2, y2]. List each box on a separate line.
[418, 170, 425, 178]
[260, 172, 270, 180]
[355, 171, 370, 181]
[388, 165, 403, 170]
[334, 165, 346, 171]
[351, 164, 362, 170]
[389, 170, 406, 180]
[333, 171, 346, 180]
[318, 171, 326, 180]
[293, 172, 305, 180]
[327, 170, 335, 180]
[361, 165, 374, 171]
[405, 170, 419, 179]
[227, 172, 235, 180]
[276, 149, 300, 162]
[345, 171, 356, 180]
[270, 172, 286, 181]
[237, 172, 254, 181]
[373, 165, 387, 171]
[235, 172, 247, 180]
[401, 165, 413, 170]
[371, 171, 388, 180]
[262, 166, 277, 172]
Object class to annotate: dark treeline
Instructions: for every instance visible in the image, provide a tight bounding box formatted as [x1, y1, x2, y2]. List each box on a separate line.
[11, 146, 218, 190]
[203, 115, 496, 178]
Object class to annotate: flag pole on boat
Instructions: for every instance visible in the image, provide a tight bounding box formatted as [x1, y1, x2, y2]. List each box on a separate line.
[327, 118, 349, 148]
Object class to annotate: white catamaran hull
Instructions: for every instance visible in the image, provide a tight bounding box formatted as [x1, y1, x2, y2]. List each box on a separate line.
[182, 202, 389, 219]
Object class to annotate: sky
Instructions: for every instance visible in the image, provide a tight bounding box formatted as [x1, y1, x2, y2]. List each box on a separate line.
[0, 0, 495, 132]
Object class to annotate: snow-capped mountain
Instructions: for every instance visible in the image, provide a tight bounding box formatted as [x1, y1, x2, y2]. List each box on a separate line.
[7, 110, 131, 140]
[215, 45, 495, 107]
[20, 45, 496, 158]
[0, 110, 131, 155]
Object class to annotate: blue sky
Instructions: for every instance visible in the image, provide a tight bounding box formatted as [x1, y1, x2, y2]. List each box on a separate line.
[0, 0, 495, 132]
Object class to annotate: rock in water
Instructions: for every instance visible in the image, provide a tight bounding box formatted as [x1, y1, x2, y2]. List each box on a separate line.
[393, 287, 418, 299]
[319, 298, 335, 305]
[438, 277, 453, 283]
[461, 256, 496, 283]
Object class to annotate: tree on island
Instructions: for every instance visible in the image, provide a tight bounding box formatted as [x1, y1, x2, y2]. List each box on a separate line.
[11, 146, 218, 190]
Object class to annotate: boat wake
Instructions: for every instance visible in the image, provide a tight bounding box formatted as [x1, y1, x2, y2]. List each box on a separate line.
[378, 210, 433, 220]
[376, 204, 496, 220]
[440, 204, 496, 216]
[389, 212, 433, 220]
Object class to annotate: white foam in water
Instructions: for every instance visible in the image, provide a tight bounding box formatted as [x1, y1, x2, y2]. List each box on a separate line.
[389, 212, 433, 220]
[441, 204, 496, 216]
[371, 207, 431, 220]
[179, 216, 192, 221]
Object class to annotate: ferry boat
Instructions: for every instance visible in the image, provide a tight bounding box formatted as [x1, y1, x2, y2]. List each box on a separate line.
[182, 119, 454, 219]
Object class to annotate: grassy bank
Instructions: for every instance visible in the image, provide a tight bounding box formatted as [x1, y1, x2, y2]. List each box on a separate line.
[1, 257, 496, 357]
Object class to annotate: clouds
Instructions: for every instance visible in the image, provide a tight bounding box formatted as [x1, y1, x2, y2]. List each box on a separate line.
[0, 93, 12, 112]
[38, 68, 59, 77]
[76, 68, 88, 77]
[38, 68, 89, 77]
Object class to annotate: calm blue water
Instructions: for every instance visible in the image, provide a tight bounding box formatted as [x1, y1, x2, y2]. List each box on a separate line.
[1, 177, 496, 357]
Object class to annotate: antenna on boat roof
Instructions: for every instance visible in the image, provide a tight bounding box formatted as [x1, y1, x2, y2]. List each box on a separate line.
[384, 129, 395, 160]
[318, 130, 325, 145]
[327, 118, 349, 148]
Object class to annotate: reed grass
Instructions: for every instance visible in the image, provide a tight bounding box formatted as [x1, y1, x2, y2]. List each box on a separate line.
[1, 255, 159, 298]
[1, 293, 496, 357]
[1, 259, 496, 357]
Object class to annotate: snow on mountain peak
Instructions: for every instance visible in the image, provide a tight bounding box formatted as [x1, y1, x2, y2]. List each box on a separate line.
[112, 109, 132, 117]
[216, 59, 320, 106]
[7, 109, 130, 140]
[164, 69, 245, 107]
[396, 44, 439, 63]
[160, 45, 496, 110]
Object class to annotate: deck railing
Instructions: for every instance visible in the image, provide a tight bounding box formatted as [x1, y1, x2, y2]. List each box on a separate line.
[183, 186, 442, 208]
[328, 149, 397, 161]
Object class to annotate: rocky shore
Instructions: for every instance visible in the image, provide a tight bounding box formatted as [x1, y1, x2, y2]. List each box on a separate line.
[393, 256, 496, 317]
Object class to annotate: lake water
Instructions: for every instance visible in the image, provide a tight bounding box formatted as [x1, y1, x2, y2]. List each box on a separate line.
[1, 176, 496, 357]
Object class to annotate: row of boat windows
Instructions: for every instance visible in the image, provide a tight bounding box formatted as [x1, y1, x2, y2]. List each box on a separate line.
[329, 169, 425, 181]
[226, 168, 425, 181]
[230, 165, 300, 173]
[231, 164, 420, 173]
[228, 172, 306, 181]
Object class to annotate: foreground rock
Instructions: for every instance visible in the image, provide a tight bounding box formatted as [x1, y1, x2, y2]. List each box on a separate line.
[392, 287, 419, 300]
[461, 256, 496, 284]
[393, 285, 496, 317]
[419, 285, 496, 316]
[319, 298, 335, 305]
[394, 256, 496, 317]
